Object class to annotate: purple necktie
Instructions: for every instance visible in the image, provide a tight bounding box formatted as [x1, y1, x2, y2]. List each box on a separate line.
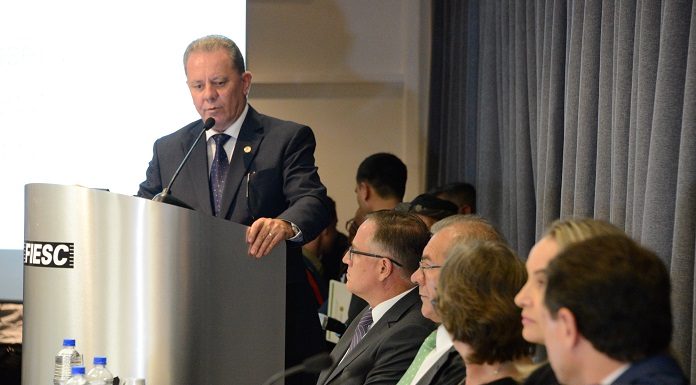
[347, 309, 373, 355]
[210, 134, 231, 216]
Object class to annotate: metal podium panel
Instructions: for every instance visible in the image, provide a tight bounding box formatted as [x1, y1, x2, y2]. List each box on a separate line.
[23, 183, 286, 384]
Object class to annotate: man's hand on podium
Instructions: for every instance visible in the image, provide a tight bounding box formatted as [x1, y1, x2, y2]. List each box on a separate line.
[246, 218, 294, 258]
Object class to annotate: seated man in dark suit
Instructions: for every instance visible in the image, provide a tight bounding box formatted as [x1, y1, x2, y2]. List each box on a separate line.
[316, 211, 436, 385]
[542, 234, 688, 385]
[399, 215, 505, 385]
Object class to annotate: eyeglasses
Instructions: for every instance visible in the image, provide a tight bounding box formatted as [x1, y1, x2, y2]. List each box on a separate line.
[418, 260, 443, 271]
[348, 247, 403, 267]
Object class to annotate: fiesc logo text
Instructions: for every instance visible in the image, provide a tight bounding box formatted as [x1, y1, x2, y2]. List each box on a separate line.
[24, 241, 75, 268]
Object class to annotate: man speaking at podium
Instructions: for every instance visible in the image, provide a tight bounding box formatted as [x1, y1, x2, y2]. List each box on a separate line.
[137, 35, 330, 384]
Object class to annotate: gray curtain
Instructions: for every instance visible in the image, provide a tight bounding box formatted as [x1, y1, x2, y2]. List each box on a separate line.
[428, 0, 696, 379]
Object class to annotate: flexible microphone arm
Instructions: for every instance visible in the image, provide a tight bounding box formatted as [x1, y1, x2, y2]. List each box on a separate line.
[152, 117, 216, 203]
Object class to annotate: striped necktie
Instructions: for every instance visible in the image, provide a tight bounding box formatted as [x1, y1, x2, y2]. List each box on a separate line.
[346, 309, 373, 355]
[210, 134, 231, 216]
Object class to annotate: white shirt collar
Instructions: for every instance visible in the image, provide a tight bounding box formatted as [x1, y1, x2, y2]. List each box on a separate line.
[205, 104, 249, 166]
[435, 324, 454, 352]
[205, 103, 249, 142]
[370, 287, 416, 327]
[408, 324, 454, 385]
[600, 363, 630, 385]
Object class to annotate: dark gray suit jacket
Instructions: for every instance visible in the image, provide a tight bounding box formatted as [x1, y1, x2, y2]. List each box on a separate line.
[316, 289, 436, 385]
[138, 106, 329, 240]
[414, 346, 466, 385]
[612, 354, 688, 385]
[137, 106, 330, 372]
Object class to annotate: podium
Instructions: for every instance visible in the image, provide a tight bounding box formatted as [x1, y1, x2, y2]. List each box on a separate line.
[22, 184, 285, 384]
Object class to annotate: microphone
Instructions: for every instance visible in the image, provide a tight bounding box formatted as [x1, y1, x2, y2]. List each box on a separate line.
[260, 352, 333, 385]
[152, 117, 216, 207]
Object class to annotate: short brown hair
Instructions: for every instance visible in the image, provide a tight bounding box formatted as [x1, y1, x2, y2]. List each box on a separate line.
[365, 210, 430, 275]
[437, 240, 530, 364]
[545, 235, 672, 362]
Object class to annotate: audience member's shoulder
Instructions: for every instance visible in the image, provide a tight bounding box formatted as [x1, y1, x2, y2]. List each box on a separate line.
[616, 354, 689, 385]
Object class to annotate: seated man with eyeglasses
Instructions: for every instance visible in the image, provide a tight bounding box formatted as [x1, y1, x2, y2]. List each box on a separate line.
[315, 210, 436, 385]
[398, 214, 505, 385]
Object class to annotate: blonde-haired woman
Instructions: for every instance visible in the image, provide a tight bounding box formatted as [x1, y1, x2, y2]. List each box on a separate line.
[514, 218, 625, 385]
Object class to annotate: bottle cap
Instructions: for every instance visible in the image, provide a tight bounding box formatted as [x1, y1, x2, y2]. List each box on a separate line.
[71, 366, 86, 375]
[94, 356, 107, 365]
[63, 339, 76, 347]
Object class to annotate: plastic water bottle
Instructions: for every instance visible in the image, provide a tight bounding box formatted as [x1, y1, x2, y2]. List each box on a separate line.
[54, 339, 84, 385]
[66, 366, 88, 385]
[86, 356, 114, 385]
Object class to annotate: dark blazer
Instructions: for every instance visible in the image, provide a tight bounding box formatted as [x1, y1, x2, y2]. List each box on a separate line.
[137, 106, 330, 378]
[316, 289, 437, 385]
[414, 345, 466, 385]
[612, 354, 688, 385]
[138, 106, 329, 239]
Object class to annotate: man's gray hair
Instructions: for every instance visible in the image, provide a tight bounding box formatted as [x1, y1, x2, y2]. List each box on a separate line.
[431, 215, 507, 254]
[183, 35, 246, 75]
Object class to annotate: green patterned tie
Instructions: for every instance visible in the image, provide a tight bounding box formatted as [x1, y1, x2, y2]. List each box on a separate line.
[397, 330, 438, 385]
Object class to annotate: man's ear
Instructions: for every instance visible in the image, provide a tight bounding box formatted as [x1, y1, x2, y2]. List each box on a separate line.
[556, 307, 581, 348]
[241, 71, 253, 96]
[357, 182, 371, 202]
[377, 258, 394, 281]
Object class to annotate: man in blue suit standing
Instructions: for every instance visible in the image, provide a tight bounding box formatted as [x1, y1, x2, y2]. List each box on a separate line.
[542, 234, 688, 385]
[138, 35, 330, 384]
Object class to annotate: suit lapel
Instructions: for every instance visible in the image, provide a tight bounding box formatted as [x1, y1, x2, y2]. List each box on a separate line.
[414, 346, 457, 385]
[180, 121, 213, 215]
[318, 308, 364, 384]
[219, 108, 265, 219]
[324, 289, 420, 384]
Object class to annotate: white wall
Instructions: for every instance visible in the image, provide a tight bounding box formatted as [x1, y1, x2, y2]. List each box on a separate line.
[247, 0, 432, 231]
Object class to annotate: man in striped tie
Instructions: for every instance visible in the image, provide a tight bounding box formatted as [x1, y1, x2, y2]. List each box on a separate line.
[400, 215, 506, 385]
[315, 210, 435, 385]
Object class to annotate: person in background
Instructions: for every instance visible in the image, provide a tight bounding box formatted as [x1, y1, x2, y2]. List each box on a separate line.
[303, 196, 350, 306]
[316, 211, 435, 385]
[398, 215, 505, 385]
[0, 303, 22, 385]
[437, 240, 532, 385]
[396, 193, 458, 229]
[542, 235, 688, 385]
[346, 152, 408, 322]
[353, 153, 408, 225]
[428, 182, 476, 214]
[137, 34, 330, 384]
[514, 218, 624, 385]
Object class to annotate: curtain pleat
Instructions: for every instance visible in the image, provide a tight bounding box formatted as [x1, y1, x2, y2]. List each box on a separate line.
[427, 0, 696, 378]
[671, 4, 696, 379]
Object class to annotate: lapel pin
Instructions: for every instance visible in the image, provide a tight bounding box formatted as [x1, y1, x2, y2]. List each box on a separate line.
[244, 145, 252, 153]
